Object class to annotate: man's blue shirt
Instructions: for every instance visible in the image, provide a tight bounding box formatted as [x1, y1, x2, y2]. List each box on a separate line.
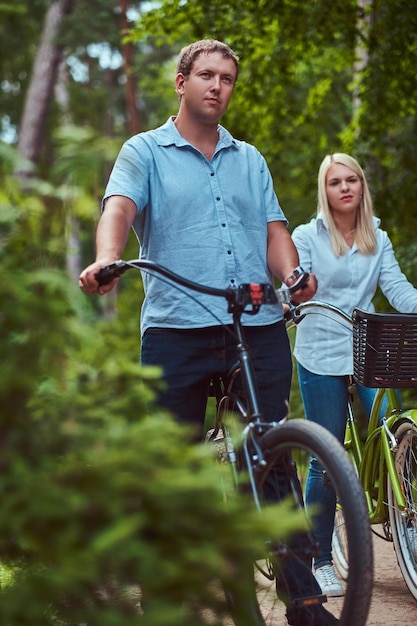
[103, 117, 287, 334]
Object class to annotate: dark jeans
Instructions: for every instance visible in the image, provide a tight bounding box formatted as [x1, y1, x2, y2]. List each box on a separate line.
[141, 321, 292, 435]
[141, 322, 321, 605]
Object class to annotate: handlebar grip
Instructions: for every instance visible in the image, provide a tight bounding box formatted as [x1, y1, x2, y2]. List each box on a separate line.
[96, 261, 128, 286]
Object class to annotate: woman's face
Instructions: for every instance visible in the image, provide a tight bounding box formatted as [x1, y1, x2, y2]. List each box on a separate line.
[325, 163, 363, 217]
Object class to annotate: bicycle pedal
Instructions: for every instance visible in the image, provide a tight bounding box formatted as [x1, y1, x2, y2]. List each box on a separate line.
[292, 594, 327, 609]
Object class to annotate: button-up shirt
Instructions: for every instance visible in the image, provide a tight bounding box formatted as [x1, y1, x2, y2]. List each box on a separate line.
[292, 214, 417, 375]
[103, 117, 287, 334]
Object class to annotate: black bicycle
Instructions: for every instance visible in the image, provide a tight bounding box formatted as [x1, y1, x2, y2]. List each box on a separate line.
[97, 259, 373, 626]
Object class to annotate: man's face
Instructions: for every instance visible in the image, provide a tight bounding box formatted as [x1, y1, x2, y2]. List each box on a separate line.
[176, 51, 237, 123]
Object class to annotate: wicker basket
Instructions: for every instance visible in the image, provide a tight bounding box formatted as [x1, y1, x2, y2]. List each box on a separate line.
[353, 308, 417, 388]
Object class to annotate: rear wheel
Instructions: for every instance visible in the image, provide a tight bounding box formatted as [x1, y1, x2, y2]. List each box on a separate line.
[387, 419, 417, 600]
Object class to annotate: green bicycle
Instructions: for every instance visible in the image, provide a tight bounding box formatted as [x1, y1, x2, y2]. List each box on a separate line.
[288, 301, 417, 601]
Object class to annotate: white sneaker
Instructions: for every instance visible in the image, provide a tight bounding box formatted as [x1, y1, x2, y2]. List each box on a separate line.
[314, 564, 344, 597]
[407, 526, 417, 559]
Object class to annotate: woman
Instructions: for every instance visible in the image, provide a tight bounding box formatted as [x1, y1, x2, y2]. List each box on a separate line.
[292, 153, 417, 597]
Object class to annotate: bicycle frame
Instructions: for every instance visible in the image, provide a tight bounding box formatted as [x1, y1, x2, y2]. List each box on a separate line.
[349, 388, 399, 523]
[209, 310, 287, 511]
[351, 387, 417, 523]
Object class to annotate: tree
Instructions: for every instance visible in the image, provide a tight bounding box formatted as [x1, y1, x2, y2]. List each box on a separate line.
[17, 0, 76, 175]
[0, 1, 50, 140]
[119, 0, 141, 134]
[353, 1, 417, 243]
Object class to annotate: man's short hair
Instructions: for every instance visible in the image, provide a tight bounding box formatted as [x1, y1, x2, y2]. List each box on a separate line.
[176, 39, 239, 80]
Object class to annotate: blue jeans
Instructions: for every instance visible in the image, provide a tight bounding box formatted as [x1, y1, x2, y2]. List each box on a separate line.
[297, 362, 382, 568]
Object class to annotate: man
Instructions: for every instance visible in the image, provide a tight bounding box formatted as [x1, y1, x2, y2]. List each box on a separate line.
[79, 39, 337, 625]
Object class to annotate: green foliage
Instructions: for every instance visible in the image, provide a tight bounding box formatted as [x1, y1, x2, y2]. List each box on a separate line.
[1, 375, 277, 624]
[359, 1, 417, 131]
[51, 126, 122, 196]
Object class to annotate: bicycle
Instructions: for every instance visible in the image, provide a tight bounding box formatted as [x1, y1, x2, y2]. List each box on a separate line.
[97, 259, 373, 626]
[288, 300, 417, 603]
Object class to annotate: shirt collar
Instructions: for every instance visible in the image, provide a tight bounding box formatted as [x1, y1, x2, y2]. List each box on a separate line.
[155, 116, 238, 152]
[316, 211, 381, 232]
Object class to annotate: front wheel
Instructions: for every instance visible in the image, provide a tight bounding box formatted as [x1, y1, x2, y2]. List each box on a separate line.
[248, 419, 373, 626]
[387, 419, 417, 601]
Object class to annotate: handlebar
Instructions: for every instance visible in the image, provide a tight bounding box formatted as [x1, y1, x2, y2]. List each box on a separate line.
[286, 300, 353, 327]
[96, 259, 310, 313]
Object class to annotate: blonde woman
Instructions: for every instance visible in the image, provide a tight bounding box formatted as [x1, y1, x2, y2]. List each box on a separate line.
[292, 153, 417, 597]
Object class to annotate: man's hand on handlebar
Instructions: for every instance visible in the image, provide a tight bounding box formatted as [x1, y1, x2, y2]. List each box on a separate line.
[287, 272, 318, 304]
[78, 260, 120, 296]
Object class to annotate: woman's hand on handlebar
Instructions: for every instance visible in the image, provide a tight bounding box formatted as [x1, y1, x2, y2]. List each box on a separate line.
[78, 259, 120, 296]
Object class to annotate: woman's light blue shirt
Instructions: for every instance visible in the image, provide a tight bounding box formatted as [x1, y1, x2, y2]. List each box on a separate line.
[292, 214, 417, 375]
[103, 117, 287, 334]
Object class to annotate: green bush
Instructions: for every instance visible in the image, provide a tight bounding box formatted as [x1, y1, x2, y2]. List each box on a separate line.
[0, 354, 301, 625]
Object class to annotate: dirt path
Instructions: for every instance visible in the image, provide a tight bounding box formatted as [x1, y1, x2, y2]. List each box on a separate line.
[367, 529, 416, 625]
[253, 526, 417, 624]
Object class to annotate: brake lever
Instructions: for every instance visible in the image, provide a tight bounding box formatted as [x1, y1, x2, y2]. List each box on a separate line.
[288, 302, 306, 324]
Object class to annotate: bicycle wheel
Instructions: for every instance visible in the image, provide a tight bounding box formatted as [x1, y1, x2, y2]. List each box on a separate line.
[247, 419, 373, 626]
[387, 419, 417, 601]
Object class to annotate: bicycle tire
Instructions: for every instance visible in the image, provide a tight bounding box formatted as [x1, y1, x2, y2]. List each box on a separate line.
[235, 419, 373, 626]
[387, 419, 417, 601]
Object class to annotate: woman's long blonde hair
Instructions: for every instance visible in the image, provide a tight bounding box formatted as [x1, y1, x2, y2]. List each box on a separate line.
[317, 153, 376, 256]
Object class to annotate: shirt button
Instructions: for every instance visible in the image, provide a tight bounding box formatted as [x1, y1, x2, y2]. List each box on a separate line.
[221, 223, 226, 227]
[227, 250, 232, 255]
[216, 197, 220, 201]
[210, 172, 215, 176]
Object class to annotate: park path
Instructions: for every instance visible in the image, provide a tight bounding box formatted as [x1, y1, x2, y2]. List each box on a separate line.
[253, 525, 417, 625]
[366, 528, 416, 625]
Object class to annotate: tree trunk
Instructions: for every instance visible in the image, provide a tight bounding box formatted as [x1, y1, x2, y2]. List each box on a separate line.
[17, 0, 75, 175]
[353, 0, 373, 113]
[55, 55, 83, 285]
[119, 0, 141, 135]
